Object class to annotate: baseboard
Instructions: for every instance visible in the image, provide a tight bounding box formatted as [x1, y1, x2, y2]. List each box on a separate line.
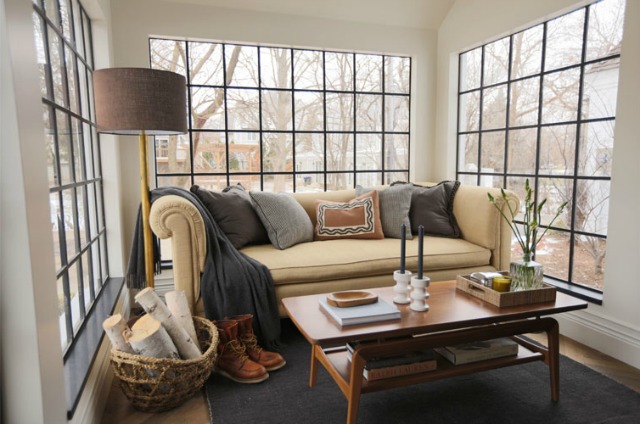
[69, 287, 130, 424]
[557, 310, 640, 369]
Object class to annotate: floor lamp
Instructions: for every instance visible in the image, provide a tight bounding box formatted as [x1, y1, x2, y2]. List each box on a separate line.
[93, 68, 187, 288]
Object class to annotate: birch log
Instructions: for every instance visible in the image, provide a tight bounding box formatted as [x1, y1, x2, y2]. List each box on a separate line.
[102, 314, 135, 353]
[165, 290, 201, 351]
[124, 314, 180, 359]
[135, 288, 201, 359]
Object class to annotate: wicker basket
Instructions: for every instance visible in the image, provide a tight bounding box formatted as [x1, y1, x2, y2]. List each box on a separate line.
[110, 316, 219, 412]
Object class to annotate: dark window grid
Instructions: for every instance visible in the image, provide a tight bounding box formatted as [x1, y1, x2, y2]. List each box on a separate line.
[457, 116, 616, 136]
[458, 171, 613, 183]
[188, 83, 411, 98]
[166, 170, 409, 178]
[290, 47, 297, 192]
[185, 129, 410, 135]
[153, 41, 410, 191]
[456, 3, 615, 294]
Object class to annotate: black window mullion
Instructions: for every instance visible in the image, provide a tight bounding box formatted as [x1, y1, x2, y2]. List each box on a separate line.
[352, 52, 357, 187]
[322, 50, 328, 191]
[290, 48, 297, 192]
[476, 45, 486, 187]
[222, 44, 231, 188]
[257, 47, 264, 190]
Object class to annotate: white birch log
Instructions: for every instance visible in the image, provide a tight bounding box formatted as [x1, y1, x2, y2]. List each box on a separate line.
[124, 314, 180, 359]
[102, 314, 135, 353]
[135, 288, 201, 359]
[165, 290, 201, 351]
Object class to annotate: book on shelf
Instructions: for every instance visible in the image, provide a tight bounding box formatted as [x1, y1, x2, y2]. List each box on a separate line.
[346, 342, 437, 381]
[434, 337, 519, 365]
[318, 297, 401, 326]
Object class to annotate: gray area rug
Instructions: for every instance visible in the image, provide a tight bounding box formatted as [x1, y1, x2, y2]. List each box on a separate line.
[205, 319, 640, 423]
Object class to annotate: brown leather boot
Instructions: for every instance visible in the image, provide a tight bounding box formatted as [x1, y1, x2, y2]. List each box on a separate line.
[215, 320, 269, 383]
[225, 314, 286, 372]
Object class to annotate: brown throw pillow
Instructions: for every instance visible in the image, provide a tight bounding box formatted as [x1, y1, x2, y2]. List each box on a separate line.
[190, 184, 269, 249]
[314, 191, 384, 241]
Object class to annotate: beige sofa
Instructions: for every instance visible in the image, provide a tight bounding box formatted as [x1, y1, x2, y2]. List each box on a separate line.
[149, 183, 517, 316]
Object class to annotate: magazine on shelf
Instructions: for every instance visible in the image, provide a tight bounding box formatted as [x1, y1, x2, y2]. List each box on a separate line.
[345, 342, 437, 380]
[318, 297, 401, 326]
[434, 337, 519, 365]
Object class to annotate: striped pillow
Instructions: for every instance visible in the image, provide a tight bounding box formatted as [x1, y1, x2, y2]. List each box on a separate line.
[314, 191, 384, 241]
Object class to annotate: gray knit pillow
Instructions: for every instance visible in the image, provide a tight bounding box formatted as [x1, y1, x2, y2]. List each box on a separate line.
[249, 191, 314, 249]
[356, 184, 412, 239]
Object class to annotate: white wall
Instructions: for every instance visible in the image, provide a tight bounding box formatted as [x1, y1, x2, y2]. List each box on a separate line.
[436, 0, 640, 368]
[110, 0, 438, 248]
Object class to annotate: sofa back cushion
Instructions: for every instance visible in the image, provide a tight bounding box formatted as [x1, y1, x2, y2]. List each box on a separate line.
[291, 189, 357, 226]
[314, 191, 384, 241]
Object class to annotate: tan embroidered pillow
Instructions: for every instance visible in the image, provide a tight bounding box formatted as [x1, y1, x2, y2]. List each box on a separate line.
[314, 190, 384, 241]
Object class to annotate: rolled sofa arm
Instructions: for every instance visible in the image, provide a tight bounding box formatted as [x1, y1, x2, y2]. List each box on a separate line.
[149, 195, 206, 314]
[453, 184, 519, 272]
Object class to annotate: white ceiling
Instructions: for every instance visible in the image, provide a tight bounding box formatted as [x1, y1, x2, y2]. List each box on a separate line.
[161, 0, 455, 30]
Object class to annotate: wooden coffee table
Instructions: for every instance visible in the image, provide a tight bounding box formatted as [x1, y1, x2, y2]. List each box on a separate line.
[281, 280, 588, 424]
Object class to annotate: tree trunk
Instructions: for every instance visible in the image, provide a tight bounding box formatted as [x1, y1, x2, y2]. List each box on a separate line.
[165, 290, 201, 351]
[123, 314, 180, 359]
[135, 288, 201, 359]
[102, 314, 135, 353]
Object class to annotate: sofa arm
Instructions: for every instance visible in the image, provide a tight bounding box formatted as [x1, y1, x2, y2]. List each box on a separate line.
[453, 184, 519, 271]
[149, 195, 206, 313]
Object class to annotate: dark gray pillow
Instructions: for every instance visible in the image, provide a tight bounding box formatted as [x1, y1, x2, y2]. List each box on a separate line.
[190, 184, 269, 249]
[355, 184, 412, 239]
[393, 181, 461, 238]
[249, 191, 314, 250]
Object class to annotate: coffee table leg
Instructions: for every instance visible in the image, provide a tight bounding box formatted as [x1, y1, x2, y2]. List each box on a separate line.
[547, 318, 560, 401]
[309, 344, 319, 387]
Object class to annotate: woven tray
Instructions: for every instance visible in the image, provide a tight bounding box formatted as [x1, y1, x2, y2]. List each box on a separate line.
[110, 316, 219, 413]
[456, 274, 556, 307]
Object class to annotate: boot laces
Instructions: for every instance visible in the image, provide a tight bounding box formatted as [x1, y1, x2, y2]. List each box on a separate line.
[241, 333, 263, 354]
[223, 339, 249, 361]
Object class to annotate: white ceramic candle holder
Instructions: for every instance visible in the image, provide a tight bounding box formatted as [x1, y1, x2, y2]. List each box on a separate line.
[410, 276, 430, 312]
[392, 270, 412, 304]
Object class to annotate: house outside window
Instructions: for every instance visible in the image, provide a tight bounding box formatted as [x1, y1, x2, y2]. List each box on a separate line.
[456, 0, 625, 297]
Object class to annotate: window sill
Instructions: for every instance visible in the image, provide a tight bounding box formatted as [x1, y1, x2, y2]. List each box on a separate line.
[544, 276, 603, 305]
[64, 277, 124, 419]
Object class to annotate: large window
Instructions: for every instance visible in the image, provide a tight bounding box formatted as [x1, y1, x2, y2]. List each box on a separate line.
[32, 0, 109, 353]
[149, 39, 411, 193]
[456, 0, 625, 297]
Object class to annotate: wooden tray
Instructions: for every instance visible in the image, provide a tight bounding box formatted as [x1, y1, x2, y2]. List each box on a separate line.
[326, 290, 378, 308]
[456, 274, 556, 308]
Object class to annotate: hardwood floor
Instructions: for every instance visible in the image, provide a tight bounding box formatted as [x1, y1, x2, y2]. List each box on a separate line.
[101, 334, 640, 424]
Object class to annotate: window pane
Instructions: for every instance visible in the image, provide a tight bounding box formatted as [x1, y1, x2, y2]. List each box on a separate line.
[82, 252, 92, 309]
[458, 133, 478, 173]
[538, 177, 572, 228]
[227, 89, 259, 130]
[150, 39, 186, 76]
[384, 56, 410, 94]
[263, 133, 293, 172]
[77, 186, 87, 247]
[43, 105, 57, 186]
[509, 76, 539, 127]
[77, 61, 89, 119]
[481, 131, 505, 172]
[540, 125, 576, 176]
[511, 25, 542, 79]
[57, 277, 69, 346]
[572, 236, 606, 290]
[87, 182, 98, 240]
[327, 173, 353, 191]
[91, 243, 102, 293]
[72, 0, 83, 58]
[62, 188, 77, 256]
[483, 37, 509, 86]
[295, 133, 324, 172]
[71, 117, 83, 180]
[459, 47, 481, 91]
[579, 121, 614, 177]
[582, 58, 620, 120]
[48, 27, 66, 106]
[82, 122, 93, 179]
[225, 45, 258, 87]
[156, 134, 191, 174]
[575, 179, 610, 236]
[458, 91, 480, 132]
[356, 94, 382, 132]
[356, 54, 382, 92]
[507, 128, 537, 174]
[157, 175, 191, 190]
[264, 174, 293, 192]
[506, 177, 528, 221]
[326, 133, 354, 171]
[193, 175, 229, 191]
[69, 262, 81, 332]
[294, 91, 323, 131]
[293, 50, 323, 90]
[385, 134, 408, 170]
[326, 93, 354, 131]
[535, 230, 570, 281]
[100, 234, 108, 282]
[191, 87, 225, 129]
[542, 68, 580, 123]
[356, 134, 381, 171]
[229, 175, 261, 191]
[545, 9, 585, 71]
[65, 46, 79, 114]
[193, 132, 226, 173]
[326, 52, 353, 91]
[56, 110, 73, 185]
[384, 172, 408, 185]
[59, 0, 72, 41]
[228, 133, 260, 173]
[356, 172, 382, 187]
[482, 85, 507, 130]
[262, 90, 292, 130]
[295, 174, 324, 191]
[260, 47, 291, 89]
[586, 0, 625, 62]
[50, 192, 63, 271]
[189, 41, 223, 86]
[33, 12, 48, 99]
[44, 0, 60, 26]
[385, 95, 409, 132]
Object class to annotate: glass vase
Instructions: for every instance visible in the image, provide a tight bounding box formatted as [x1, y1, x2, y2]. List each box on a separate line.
[510, 256, 544, 291]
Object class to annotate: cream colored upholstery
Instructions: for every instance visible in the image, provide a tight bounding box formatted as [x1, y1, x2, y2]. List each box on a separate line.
[149, 183, 518, 316]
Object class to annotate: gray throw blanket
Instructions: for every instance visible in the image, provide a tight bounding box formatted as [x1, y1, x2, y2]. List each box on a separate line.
[125, 186, 281, 349]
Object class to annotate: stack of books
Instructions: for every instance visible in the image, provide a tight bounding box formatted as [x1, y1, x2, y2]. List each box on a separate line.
[434, 337, 519, 365]
[346, 341, 437, 381]
[318, 297, 401, 326]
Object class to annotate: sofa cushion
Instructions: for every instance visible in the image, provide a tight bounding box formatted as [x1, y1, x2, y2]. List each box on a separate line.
[394, 181, 461, 238]
[241, 237, 491, 286]
[356, 184, 412, 239]
[314, 191, 384, 241]
[250, 191, 314, 250]
[190, 184, 268, 249]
